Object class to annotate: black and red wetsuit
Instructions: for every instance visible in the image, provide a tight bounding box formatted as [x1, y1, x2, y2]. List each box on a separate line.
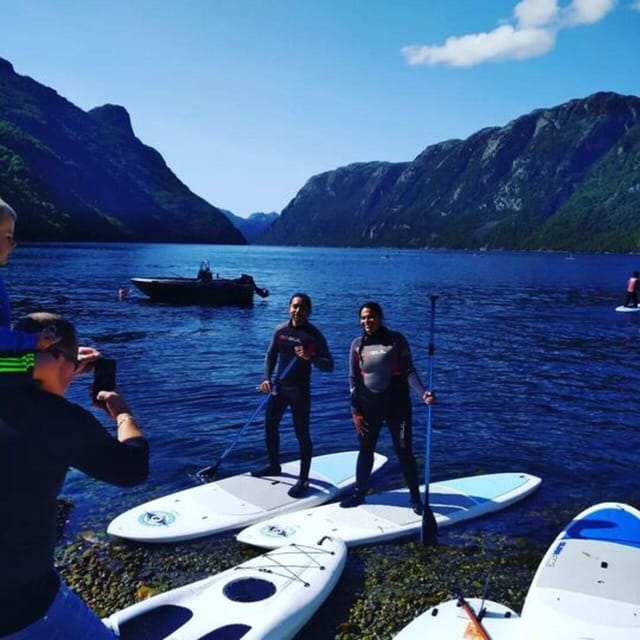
[262, 320, 334, 481]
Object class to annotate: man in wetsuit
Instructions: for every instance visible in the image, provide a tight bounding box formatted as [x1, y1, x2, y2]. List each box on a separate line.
[252, 293, 334, 498]
[0, 312, 149, 639]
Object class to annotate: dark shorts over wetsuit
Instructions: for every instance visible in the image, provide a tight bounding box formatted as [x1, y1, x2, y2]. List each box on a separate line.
[263, 320, 333, 481]
[349, 327, 425, 500]
[0, 386, 149, 635]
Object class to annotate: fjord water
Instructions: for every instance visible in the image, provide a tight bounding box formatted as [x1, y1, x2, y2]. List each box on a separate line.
[7, 243, 640, 540]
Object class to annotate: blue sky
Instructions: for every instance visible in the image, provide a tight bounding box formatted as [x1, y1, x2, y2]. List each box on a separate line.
[1, 0, 639, 218]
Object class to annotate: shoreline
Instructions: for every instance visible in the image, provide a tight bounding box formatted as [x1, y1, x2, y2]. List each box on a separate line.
[57, 515, 547, 639]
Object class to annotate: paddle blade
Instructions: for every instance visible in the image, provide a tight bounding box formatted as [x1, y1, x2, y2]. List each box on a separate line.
[421, 504, 438, 546]
[457, 595, 490, 640]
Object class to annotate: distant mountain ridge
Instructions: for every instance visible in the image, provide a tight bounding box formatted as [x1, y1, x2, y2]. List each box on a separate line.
[0, 57, 244, 244]
[220, 209, 279, 242]
[258, 92, 640, 252]
[1, 55, 639, 251]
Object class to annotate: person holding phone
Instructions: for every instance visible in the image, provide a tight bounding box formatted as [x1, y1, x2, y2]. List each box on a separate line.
[0, 312, 149, 639]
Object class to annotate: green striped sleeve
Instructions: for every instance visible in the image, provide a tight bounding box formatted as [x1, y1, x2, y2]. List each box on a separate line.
[0, 353, 36, 374]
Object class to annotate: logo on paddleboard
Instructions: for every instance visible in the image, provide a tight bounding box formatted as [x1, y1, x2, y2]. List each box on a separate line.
[259, 523, 299, 539]
[138, 510, 176, 527]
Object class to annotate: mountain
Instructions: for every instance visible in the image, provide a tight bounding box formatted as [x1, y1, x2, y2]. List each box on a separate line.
[220, 209, 279, 242]
[258, 92, 640, 252]
[0, 57, 244, 244]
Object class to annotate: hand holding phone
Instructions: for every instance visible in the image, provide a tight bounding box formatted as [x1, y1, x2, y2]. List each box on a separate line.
[92, 358, 116, 404]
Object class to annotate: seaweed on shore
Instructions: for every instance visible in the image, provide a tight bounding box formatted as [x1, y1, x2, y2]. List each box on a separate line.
[56, 515, 543, 639]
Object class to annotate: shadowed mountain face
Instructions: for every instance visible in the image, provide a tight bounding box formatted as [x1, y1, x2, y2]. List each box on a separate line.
[220, 209, 279, 243]
[258, 92, 640, 252]
[1, 55, 638, 252]
[0, 57, 244, 244]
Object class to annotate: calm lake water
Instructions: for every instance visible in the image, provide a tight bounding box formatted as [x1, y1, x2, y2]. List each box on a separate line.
[5, 243, 640, 542]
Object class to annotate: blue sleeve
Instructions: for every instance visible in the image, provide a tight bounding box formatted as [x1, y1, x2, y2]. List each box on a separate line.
[0, 327, 38, 353]
[0, 278, 38, 353]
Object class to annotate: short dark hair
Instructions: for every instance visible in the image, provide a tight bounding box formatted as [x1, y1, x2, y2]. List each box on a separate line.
[14, 312, 78, 355]
[289, 292, 312, 313]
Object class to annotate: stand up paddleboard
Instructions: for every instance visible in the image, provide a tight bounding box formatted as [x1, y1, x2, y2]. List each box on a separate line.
[615, 305, 640, 313]
[107, 450, 386, 542]
[237, 472, 541, 548]
[392, 597, 520, 639]
[103, 537, 347, 640]
[519, 502, 640, 639]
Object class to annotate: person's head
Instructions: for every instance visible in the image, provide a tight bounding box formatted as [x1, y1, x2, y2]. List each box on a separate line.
[288, 293, 312, 327]
[14, 312, 79, 396]
[0, 197, 17, 266]
[359, 301, 384, 335]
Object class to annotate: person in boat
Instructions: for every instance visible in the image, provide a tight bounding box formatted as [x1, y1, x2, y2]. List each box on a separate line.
[340, 301, 435, 514]
[1, 198, 101, 387]
[252, 293, 334, 498]
[0, 312, 149, 639]
[197, 260, 213, 282]
[624, 271, 639, 307]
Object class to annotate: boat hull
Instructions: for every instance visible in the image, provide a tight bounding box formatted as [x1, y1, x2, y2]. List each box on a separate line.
[131, 277, 256, 306]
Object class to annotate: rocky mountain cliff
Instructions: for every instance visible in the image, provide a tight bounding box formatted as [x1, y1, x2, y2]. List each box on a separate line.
[0, 57, 244, 244]
[259, 92, 640, 252]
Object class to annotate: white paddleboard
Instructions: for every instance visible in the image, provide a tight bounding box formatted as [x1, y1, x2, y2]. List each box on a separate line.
[519, 502, 640, 639]
[615, 305, 640, 312]
[237, 472, 541, 548]
[103, 536, 347, 640]
[392, 597, 520, 639]
[107, 450, 386, 542]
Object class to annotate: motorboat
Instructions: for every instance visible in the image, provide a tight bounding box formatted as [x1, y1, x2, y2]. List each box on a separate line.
[130, 262, 269, 307]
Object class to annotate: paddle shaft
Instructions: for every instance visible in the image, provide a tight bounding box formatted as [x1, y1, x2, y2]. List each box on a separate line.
[197, 356, 297, 480]
[458, 595, 491, 640]
[420, 294, 438, 545]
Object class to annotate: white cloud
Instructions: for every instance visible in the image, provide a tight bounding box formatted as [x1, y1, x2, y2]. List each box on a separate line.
[403, 25, 555, 68]
[561, 0, 616, 25]
[402, 0, 617, 68]
[514, 0, 559, 28]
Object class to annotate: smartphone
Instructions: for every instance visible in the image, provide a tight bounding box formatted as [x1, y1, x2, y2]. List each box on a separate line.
[92, 358, 116, 403]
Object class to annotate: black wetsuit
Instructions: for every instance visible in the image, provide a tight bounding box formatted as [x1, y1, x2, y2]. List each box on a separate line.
[349, 327, 425, 500]
[0, 385, 149, 635]
[263, 320, 333, 481]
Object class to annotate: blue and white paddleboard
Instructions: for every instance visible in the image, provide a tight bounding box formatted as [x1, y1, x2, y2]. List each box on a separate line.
[236, 472, 541, 548]
[392, 597, 520, 639]
[615, 305, 640, 312]
[103, 537, 347, 640]
[519, 502, 640, 639]
[107, 450, 386, 542]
